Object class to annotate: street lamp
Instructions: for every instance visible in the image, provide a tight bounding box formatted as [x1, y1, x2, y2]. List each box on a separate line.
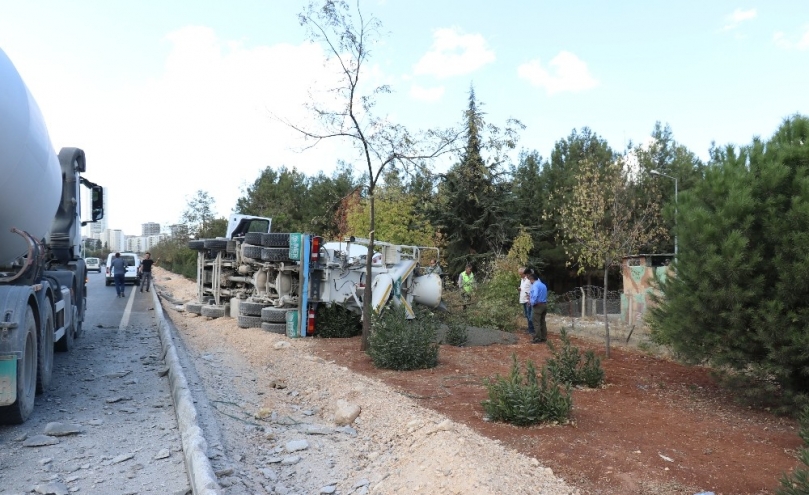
[650, 170, 678, 257]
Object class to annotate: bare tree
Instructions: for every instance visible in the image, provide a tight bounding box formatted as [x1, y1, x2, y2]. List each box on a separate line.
[286, 0, 460, 350]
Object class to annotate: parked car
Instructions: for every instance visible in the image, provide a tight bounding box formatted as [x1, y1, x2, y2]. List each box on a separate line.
[105, 252, 140, 286]
[85, 257, 101, 273]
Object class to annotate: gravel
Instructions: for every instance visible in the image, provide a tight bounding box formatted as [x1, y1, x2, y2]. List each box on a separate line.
[156, 268, 580, 495]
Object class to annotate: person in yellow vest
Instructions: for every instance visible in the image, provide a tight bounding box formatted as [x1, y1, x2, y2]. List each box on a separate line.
[457, 264, 476, 309]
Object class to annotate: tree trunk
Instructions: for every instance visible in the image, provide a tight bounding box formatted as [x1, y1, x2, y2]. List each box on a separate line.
[603, 263, 611, 359]
[360, 193, 375, 351]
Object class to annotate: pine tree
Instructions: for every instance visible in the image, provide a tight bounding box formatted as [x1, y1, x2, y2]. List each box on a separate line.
[429, 87, 518, 274]
[650, 114, 809, 404]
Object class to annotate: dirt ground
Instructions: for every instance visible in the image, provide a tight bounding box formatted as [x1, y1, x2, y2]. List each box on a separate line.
[310, 316, 804, 495]
[155, 267, 804, 495]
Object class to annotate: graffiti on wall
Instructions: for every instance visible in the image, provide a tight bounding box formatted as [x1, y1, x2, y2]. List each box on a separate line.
[620, 254, 673, 325]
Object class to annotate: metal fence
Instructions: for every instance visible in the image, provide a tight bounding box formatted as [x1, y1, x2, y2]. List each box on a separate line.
[550, 285, 622, 318]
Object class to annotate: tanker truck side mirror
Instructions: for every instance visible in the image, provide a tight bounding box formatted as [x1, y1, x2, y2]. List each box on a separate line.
[91, 186, 104, 222]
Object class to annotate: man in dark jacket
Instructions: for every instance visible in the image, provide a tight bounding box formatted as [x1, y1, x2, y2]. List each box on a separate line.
[138, 252, 158, 293]
[110, 253, 127, 298]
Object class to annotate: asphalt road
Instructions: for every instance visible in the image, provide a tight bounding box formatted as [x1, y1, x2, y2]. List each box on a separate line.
[0, 272, 191, 495]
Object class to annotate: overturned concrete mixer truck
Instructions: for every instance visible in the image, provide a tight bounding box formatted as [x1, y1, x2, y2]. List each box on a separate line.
[185, 215, 443, 336]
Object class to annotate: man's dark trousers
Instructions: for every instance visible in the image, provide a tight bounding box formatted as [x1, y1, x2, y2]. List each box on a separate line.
[532, 302, 547, 342]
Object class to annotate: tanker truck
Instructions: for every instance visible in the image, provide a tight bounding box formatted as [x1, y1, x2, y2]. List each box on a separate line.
[0, 48, 104, 424]
[186, 227, 443, 337]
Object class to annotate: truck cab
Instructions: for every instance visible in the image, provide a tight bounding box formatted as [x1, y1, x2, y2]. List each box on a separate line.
[226, 214, 272, 239]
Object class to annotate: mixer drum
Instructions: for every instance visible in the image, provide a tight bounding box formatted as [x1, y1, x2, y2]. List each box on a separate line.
[0, 49, 62, 266]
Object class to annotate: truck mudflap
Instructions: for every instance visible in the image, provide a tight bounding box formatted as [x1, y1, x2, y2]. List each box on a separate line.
[0, 354, 17, 406]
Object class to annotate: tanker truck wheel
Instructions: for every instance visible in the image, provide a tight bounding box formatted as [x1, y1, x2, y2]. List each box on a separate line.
[243, 245, 263, 260]
[200, 305, 226, 318]
[261, 322, 286, 334]
[204, 239, 229, 251]
[185, 302, 203, 315]
[244, 232, 263, 245]
[0, 307, 37, 424]
[36, 303, 54, 394]
[261, 233, 290, 247]
[261, 248, 291, 262]
[238, 301, 265, 317]
[261, 307, 294, 323]
[237, 315, 262, 328]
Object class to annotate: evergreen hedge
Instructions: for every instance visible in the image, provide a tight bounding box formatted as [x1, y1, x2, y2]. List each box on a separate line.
[649, 115, 809, 409]
[777, 406, 809, 494]
[482, 354, 572, 426]
[315, 303, 361, 338]
[367, 305, 439, 370]
[545, 327, 605, 388]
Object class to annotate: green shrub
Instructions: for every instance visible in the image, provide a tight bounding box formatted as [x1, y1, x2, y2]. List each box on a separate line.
[367, 305, 439, 370]
[481, 354, 572, 426]
[315, 304, 361, 338]
[443, 318, 468, 347]
[440, 257, 524, 331]
[545, 328, 605, 388]
[777, 406, 809, 495]
[579, 350, 606, 388]
[150, 238, 198, 279]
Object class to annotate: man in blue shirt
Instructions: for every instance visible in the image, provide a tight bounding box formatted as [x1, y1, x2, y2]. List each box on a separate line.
[528, 271, 548, 343]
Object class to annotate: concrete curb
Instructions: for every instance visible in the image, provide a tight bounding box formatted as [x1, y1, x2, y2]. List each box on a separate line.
[150, 288, 221, 495]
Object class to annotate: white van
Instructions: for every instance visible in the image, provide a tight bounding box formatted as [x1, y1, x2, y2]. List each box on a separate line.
[85, 257, 101, 273]
[105, 252, 140, 286]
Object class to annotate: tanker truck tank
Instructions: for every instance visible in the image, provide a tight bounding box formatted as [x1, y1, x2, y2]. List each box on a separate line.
[0, 48, 63, 266]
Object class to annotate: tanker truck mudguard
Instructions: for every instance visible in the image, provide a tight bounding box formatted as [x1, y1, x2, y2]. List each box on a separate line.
[187, 224, 443, 337]
[0, 48, 105, 424]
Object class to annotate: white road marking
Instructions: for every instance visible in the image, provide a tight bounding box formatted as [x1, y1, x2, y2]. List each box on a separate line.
[119, 288, 135, 330]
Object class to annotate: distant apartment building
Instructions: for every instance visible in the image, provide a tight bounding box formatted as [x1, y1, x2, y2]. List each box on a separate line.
[125, 236, 141, 253]
[105, 229, 125, 252]
[141, 222, 160, 236]
[126, 234, 167, 253]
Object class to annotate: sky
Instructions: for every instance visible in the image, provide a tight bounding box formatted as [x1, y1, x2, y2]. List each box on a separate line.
[1, 1, 807, 236]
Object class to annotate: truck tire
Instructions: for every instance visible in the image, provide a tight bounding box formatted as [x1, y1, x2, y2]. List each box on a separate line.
[261, 307, 294, 323]
[201, 305, 226, 318]
[0, 307, 37, 424]
[261, 248, 291, 262]
[261, 233, 290, 247]
[36, 303, 54, 394]
[204, 239, 229, 251]
[188, 240, 205, 250]
[105, 279, 111, 286]
[237, 315, 262, 328]
[261, 322, 286, 334]
[244, 232, 263, 245]
[185, 302, 203, 315]
[243, 245, 263, 260]
[239, 302, 265, 317]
